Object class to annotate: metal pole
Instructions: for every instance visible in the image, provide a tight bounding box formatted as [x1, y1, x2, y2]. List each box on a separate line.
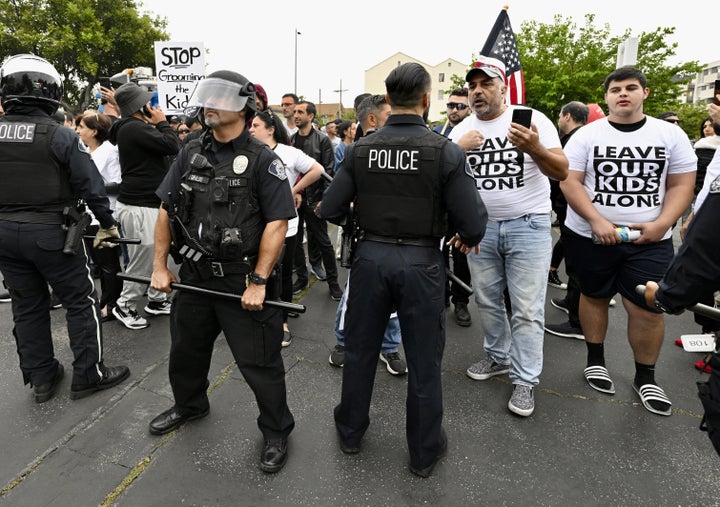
[294, 29, 298, 95]
[117, 273, 306, 313]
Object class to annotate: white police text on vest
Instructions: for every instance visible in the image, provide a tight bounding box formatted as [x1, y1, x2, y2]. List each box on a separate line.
[0, 122, 35, 143]
[369, 148, 419, 171]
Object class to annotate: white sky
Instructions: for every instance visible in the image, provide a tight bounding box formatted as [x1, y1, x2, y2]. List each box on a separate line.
[138, 0, 717, 109]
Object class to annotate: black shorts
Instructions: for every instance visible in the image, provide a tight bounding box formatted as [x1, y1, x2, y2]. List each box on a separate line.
[565, 229, 674, 313]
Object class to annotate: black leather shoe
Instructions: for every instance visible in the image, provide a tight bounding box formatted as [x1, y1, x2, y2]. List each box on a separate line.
[70, 365, 130, 400]
[34, 364, 65, 403]
[259, 438, 288, 473]
[454, 303, 472, 327]
[409, 428, 448, 478]
[149, 406, 210, 435]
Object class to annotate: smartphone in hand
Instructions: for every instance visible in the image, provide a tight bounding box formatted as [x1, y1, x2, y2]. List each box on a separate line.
[98, 77, 112, 89]
[511, 108, 532, 128]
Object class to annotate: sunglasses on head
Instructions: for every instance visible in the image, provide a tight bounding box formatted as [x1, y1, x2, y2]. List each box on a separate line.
[447, 103, 469, 111]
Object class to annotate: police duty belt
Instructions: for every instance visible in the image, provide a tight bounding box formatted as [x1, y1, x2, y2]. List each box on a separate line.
[117, 273, 306, 313]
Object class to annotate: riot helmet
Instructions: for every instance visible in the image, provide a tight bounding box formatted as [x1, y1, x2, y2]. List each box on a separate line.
[184, 70, 256, 122]
[0, 54, 63, 114]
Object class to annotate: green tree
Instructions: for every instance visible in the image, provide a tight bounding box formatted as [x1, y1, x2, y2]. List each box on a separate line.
[0, 0, 169, 111]
[451, 14, 703, 138]
[516, 14, 701, 126]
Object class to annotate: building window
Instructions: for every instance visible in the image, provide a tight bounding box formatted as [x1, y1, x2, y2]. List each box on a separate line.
[439, 73, 445, 83]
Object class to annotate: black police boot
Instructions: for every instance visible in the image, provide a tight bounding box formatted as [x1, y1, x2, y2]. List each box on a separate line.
[260, 437, 288, 473]
[454, 302, 472, 327]
[149, 406, 210, 435]
[34, 364, 65, 403]
[70, 365, 130, 400]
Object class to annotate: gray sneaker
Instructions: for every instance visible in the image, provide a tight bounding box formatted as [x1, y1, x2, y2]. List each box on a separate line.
[466, 357, 511, 380]
[508, 384, 535, 416]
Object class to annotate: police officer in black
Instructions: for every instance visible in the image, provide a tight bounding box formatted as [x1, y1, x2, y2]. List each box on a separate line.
[643, 174, 720, 316]
[149, 70, 295, 474]
[320, 62, 488, 478]
[0, 54, 130, 403]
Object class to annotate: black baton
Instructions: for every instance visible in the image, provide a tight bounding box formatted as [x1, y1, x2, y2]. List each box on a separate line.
[635, 285, 720, 321]
[83, 236, 142, 244]
[117, 273, 306, 313]
[447, 268, 473, 296]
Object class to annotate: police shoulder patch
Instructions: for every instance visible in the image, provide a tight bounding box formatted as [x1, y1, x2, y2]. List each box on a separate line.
[710, 175, 720, 194]
[268, 159, 287, 180]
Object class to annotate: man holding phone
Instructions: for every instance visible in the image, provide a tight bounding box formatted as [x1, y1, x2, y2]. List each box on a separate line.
[449, 56, 568, 417]
[108, 82, 181, 329]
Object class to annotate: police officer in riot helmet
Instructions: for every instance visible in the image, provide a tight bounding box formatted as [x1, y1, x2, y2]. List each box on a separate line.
[320, 62, 488, 477]
[150, 70, 296, 473]
[0, 54, 129, 403]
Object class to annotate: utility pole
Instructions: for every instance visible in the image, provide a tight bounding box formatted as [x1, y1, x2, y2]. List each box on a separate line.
[294, 29, 301, 94]
[333, 79, 348, 118]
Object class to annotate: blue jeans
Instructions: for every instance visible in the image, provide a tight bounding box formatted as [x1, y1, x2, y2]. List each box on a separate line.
[467, 213, 552, 386]
[334, 272, 401, 353]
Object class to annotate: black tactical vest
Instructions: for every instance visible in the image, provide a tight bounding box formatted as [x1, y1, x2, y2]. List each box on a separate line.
[0, 115, 74, 209]
[178, 134, 265, 260]
[352, 130, 447, 239]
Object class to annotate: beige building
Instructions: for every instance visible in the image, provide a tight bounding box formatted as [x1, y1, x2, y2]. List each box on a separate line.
[364, 52, 469, 124]
[682, 60, 720, 105]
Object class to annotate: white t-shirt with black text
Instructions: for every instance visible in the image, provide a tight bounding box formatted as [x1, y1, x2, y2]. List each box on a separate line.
[563, 116, 697, 240]
[449, 106, 562, 221]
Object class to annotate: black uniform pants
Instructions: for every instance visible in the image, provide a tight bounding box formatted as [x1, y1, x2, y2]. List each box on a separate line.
[334, 241, 446, 470]
[294, 201, 339, 285]
[168, 269, 295, 439]
[0, 221, 104, 386]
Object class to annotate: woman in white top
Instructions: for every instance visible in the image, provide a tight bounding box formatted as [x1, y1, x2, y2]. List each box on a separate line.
[250, 109, 324, 346]
[76, 111, 123, 322]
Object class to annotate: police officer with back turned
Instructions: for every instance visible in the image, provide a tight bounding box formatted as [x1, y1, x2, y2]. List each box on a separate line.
[149, 70, 295, 474]
[320, 62, 488, 478]
[0, 54, 130, 403]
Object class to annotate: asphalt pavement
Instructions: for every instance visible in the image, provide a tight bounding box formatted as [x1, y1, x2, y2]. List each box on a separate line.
[0, 227, 717, 507]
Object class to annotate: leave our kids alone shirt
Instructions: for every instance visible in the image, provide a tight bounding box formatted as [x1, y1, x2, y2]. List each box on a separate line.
[449, 107, 562, 221]
[563, 117, 697, 240]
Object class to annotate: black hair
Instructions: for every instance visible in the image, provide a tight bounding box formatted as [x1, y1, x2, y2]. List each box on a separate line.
[82, 111, 112, 143]
[700, 116, 720, 137]
[384, 62, 431, 109]
[448, 87, 468, 98]
[560, 101, 589, 125]
[603, 66, 647, 91]
[353, 93, 372, 110]
[337, 120, 354, 140]
[297, 100, 316, 117]
[255, 109, 290, 145]
[657, 111, 679, 121]
[356, 94, 387, 126]
[282, 93, 299, 104]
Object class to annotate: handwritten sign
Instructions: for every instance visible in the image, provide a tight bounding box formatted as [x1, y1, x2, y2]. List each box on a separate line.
[154, 41, 205, 115]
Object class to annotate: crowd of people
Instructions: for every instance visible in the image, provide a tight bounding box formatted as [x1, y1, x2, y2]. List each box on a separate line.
[1, 51, 719, 476]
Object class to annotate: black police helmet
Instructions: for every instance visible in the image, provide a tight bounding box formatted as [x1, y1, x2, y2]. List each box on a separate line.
[0, 54, 63, 114]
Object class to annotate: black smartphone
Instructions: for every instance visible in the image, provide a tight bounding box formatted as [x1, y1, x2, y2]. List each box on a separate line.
[98, 76, 112, 89]
[511, 108, 532, 128]
[714, 79, 720, 106]
[141, 105, 153, 118]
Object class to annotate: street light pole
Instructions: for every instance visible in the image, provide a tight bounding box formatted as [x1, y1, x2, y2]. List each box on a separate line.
[333, 78, 348, 118]
[294, 29, 301, 95]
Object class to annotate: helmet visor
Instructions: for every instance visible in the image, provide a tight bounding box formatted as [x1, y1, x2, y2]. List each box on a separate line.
[186, 77, 249, 113]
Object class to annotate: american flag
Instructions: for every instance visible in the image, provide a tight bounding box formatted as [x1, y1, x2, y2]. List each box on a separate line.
[481, 9, 525, 105]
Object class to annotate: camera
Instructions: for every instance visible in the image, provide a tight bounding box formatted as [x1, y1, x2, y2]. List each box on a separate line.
[212, 177, 229, 203]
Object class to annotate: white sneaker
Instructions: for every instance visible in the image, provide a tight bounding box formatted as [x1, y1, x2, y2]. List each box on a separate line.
[112, 306, 148, 330]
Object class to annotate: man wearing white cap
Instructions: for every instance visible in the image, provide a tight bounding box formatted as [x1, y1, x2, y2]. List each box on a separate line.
[449, 56, 568, 417]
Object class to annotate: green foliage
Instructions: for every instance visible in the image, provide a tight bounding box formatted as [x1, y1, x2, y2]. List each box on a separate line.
[0, 0, 169, 111]
[514, 14, 701, 124]
[455, 13, 703, 137]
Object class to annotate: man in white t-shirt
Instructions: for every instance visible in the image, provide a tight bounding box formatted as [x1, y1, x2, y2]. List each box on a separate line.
[561, 66, 697, 416]
[449, 56, 568, 417]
